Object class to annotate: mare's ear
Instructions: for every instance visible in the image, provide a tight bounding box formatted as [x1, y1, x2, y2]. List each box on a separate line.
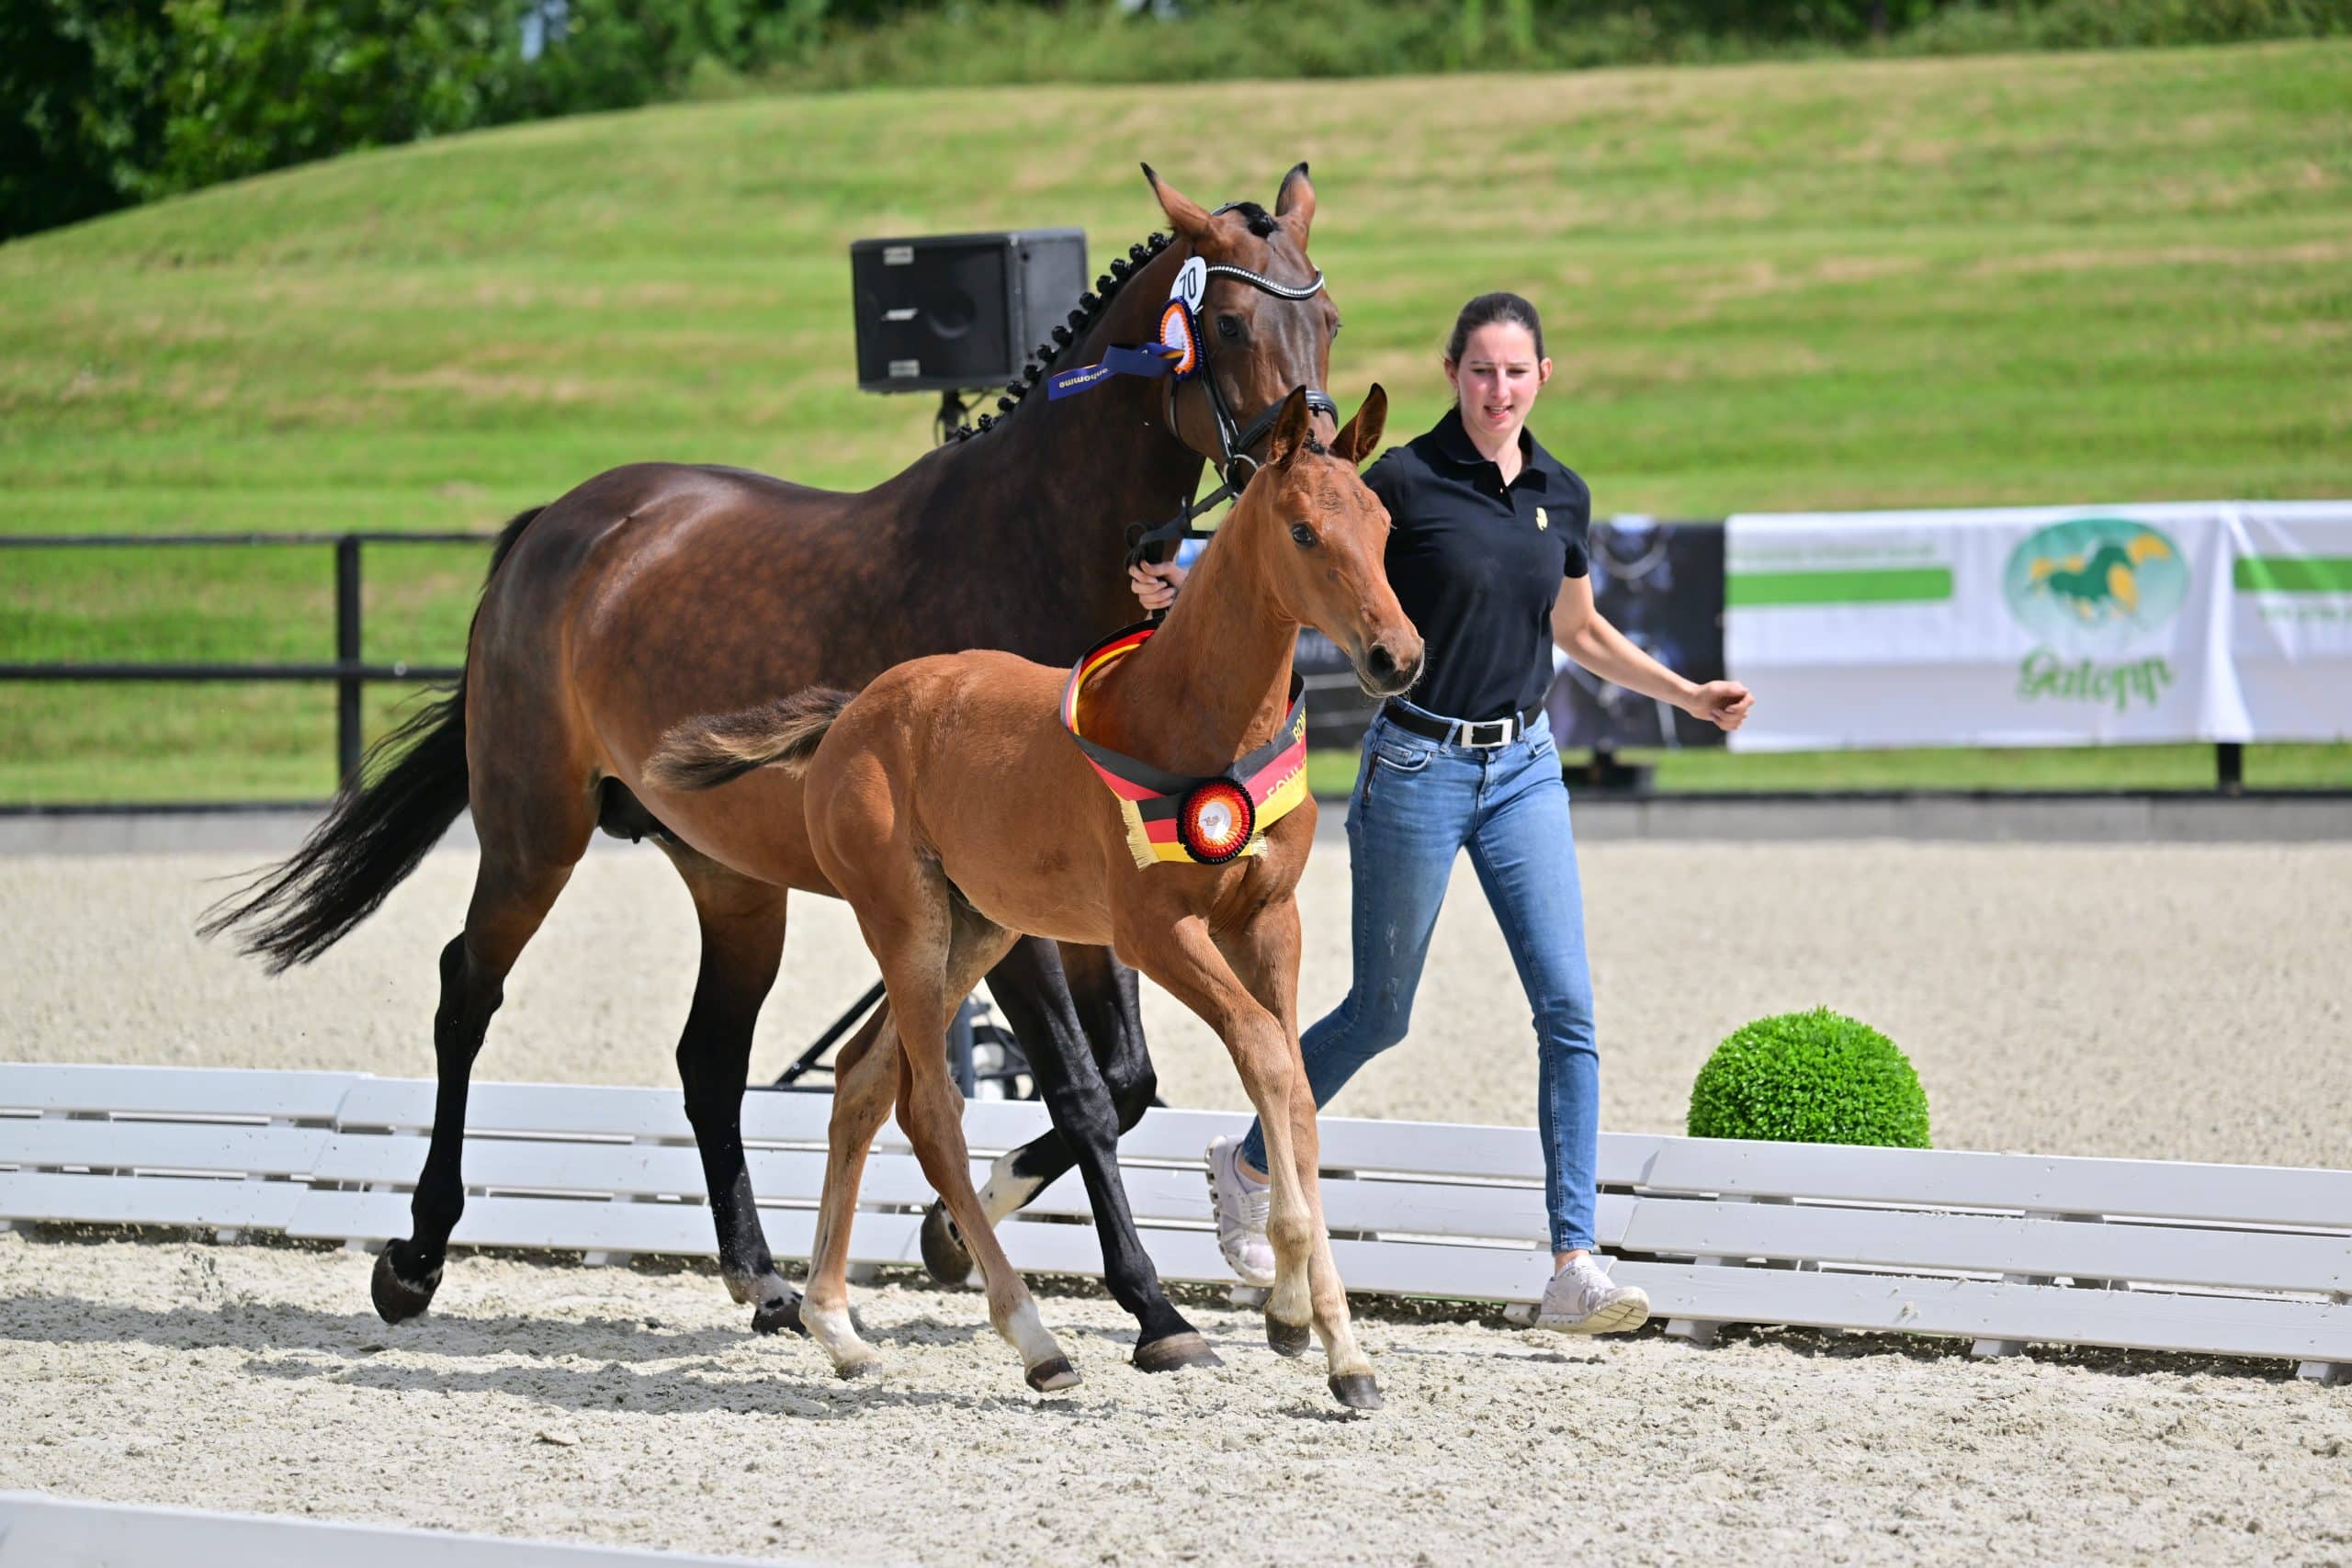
[1331, 384, 1387, 467]
[1274, 162, 1315, 242]
[1264, 386, 1315, 468]
[1141, 164, 1212, 241]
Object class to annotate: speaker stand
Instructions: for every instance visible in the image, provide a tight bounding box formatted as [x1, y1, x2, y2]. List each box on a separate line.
[933, 388, 974, 446]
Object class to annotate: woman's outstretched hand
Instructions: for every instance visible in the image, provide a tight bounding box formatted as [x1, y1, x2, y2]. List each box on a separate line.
[1683, 681, 1755, 732]
[1128, 559, 1188, 613]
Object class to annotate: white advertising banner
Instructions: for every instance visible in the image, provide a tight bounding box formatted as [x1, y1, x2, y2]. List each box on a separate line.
[1724, 502, 2352, 750]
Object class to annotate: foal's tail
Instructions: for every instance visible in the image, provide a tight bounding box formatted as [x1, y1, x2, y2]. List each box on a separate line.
[645, 687, 856, 792]
[197, 506, 546, 973]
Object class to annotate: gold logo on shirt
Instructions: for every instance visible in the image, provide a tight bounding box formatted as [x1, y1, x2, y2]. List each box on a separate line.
[1535, 506, 1549, 531]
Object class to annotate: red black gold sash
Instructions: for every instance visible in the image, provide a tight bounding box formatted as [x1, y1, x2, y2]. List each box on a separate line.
[1060, 623, 1309, 868]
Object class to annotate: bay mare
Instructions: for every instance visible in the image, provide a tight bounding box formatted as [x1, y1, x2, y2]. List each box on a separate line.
[200, 166, 1341, 1370]
[648, 388, 1421, 1408]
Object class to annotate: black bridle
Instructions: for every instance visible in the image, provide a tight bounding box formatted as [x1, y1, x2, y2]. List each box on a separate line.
[1124, 246, 1337, 570]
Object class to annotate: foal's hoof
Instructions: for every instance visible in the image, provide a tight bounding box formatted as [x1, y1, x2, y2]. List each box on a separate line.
[919, 1201, 976, 1287]
[1329, 1373, 1384, 1411]
[1132, 1331, 1224, 1374]
[370, 1247, 441, 1325]
[752, 1290, 807, 1337]
[1024, 1356, 1082, 1393]
[1264, 1314, 1313, 1359]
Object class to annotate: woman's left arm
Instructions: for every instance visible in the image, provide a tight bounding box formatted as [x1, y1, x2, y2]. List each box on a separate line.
[1550, 575, 1755, 732]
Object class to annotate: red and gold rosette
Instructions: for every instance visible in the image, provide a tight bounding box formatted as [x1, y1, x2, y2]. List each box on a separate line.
[1177, 778, 1256, 864]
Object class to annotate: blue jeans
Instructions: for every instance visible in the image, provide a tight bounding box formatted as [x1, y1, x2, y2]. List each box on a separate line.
[1239, 703, 1600, 1254]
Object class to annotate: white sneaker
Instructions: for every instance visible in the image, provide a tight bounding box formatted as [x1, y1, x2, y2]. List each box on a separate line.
[1535, 1255, 1651, 1335]
[1204, 1135, 1276, 1287]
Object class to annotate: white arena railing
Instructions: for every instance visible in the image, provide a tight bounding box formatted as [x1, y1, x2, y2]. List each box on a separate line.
[0, 1491, 795, 1567]
[1, 1063, 2344, 1383]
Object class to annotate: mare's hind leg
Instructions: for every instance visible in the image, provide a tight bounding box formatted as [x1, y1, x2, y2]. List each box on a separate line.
[373, 812, 591, 1323]
[663, 848, 802, 1335]
[928, 940, 1214, 1372]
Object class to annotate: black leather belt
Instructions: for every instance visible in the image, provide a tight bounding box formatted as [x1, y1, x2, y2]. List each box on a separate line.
[1381, 701, 1532, 750]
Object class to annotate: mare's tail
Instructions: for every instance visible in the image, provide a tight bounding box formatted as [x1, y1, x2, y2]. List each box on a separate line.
[197, 507, 546, 972]
[645, 687, 856, 791]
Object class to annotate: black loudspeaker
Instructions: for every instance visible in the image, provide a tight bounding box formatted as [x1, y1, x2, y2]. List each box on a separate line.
[850, 228, 1089, 393]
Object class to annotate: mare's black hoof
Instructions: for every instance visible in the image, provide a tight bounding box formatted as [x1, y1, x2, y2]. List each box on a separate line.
[1132, 1331, 1224, 1374]
[1264, 1313, 1313, 1359]
[370, 1247, 441, 1325]
[1329, 1373, 1384, 1411]
[752, 1291, 807, 1337]
[919, 1201, 977, 1286]
[1025, 1357, 1081, 1393]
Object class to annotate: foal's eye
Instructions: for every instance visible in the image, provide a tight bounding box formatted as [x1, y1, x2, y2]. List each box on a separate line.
[1216, 314, 1244, 343]
[1289, 522, 1317, 547]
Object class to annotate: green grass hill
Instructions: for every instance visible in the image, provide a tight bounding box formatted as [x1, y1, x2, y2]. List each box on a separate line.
[4, 43, 2348, 801]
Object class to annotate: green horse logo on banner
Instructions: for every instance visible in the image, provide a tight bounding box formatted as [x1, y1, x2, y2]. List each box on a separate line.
[2003, 518, 2189, 648]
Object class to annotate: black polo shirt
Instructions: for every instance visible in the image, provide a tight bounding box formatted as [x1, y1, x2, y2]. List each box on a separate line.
[1365, 407, 1591, 723]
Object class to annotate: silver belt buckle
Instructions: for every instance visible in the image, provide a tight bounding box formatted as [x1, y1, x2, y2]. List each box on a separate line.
[1458, 716, 1515, 749]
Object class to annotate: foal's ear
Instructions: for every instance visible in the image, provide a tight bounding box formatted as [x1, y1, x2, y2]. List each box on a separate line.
[1265, 386, 1316, 468]
[1141, 163, 1212, 240]
[1331, 384, 1387, 467]
[1274, 161, 1315, 241]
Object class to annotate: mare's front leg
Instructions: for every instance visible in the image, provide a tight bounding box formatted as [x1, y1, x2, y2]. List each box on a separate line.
[1120, 908, 1379, 1410]
[1216, 897, 1379, 1409]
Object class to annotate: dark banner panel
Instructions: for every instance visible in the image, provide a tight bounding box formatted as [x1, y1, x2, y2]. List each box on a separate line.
[1295, 519, 1728, 760]
[1546, 519, 1727, 750]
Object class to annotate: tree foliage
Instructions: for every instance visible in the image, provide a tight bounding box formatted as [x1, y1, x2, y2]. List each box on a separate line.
[6, 0, 2345, 242]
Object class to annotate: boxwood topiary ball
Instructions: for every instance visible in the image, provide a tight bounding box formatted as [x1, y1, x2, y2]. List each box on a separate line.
[1687, 1007, 1930, 1147]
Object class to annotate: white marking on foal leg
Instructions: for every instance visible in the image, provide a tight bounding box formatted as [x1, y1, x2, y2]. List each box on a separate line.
[802, 1303, 877, 1378]
[1001, 1296, 1080, 1392]
[1001, 1297, 1058, 1364]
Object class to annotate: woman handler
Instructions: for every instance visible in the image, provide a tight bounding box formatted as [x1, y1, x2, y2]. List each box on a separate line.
[1133, 292, 1753, 1332]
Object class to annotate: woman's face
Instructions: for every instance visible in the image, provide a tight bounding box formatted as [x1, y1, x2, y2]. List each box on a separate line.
[1445, 321, 1551, 445]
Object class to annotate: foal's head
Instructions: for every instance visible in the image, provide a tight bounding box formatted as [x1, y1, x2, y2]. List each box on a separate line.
[1227, 385, 1423, 699]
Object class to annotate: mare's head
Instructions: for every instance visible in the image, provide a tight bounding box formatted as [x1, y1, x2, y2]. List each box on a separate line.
[1145, 163, 1341, 468]
[1228, 385, 1422, 698]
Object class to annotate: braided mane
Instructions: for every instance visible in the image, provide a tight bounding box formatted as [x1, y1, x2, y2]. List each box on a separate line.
[944, 229, 1175, 444]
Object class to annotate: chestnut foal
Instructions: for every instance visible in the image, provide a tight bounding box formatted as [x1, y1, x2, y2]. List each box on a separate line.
[649, 387, 1419, 1408]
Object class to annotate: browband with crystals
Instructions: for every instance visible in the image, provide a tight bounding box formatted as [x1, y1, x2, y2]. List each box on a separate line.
[1198, 263, 1327, 300]
[1060, 623, 1309, 868]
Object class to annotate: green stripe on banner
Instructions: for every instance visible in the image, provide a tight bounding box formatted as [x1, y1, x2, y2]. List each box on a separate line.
[2234, 556, 2352, 593]
[1726, 567, 1954, 607]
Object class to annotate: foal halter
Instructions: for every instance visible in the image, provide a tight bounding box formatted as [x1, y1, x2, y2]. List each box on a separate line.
[1061, 622, 1310, 869]
[1045, 223, 1337, 570]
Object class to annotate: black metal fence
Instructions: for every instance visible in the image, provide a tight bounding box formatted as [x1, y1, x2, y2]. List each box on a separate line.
[0, 531, 495, 785]
[0, 526, 2268, 805]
